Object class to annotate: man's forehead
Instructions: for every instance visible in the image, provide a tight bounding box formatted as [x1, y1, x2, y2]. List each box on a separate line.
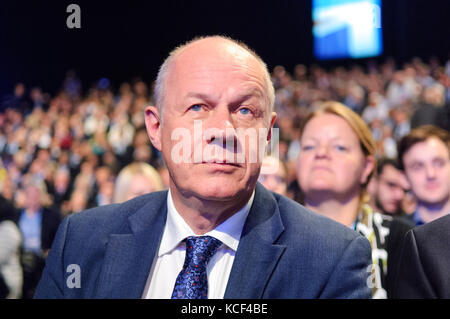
[381, 165, 409, 188]
[166, 41, 267, 99]
[381, 164, 401, 177]
[405, 138, 450, 160]
[169, 39, 261, 78]
[176, 37, 254, 61]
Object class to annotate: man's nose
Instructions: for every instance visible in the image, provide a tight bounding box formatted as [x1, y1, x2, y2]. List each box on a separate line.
[204, 107, 235, 144]
[208, 106, 235, 128]
[425, 164, 437, 179]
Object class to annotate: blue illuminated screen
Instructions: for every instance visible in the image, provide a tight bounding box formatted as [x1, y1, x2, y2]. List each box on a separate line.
[313, 0, 383, 60]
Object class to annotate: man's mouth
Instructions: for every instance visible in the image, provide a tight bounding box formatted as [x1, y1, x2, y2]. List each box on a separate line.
[201, 160, 242, 167]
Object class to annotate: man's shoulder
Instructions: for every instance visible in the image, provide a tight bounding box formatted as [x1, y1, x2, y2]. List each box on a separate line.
[271, 192, 365, 245]
[413, 214, 450, 242]
[266, 192, 371, 293]
[65, 190, 168, 233]
[401, 214, 450, 297]
[383, 214, 415, 231]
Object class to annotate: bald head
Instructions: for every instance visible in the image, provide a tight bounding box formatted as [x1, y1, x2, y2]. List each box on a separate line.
[154, 36, 275, 122]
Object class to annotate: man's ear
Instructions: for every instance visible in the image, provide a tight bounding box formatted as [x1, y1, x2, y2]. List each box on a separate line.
[267, 112, 277, 142]
[144, 106, 162, 151]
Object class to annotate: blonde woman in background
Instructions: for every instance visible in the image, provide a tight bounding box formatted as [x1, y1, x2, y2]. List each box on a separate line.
[113, 162, 164, 203]
[296, 101, 413, 299]
[258, 155, 288, 196]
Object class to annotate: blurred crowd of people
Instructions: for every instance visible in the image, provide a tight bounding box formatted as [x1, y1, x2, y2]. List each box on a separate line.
[272, 57, 449, 192]
[0, 56, 449, 299]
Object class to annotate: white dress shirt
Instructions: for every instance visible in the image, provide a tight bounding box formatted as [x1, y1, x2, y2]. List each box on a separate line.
[142, 189, 254, 299]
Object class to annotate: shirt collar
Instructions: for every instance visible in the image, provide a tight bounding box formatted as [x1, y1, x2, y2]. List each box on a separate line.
[412, 209, 425, 226]
[157, 189, 254, 257]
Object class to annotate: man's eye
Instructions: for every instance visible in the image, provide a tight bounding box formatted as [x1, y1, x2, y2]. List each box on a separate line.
[386, 182, 397, 189]
[433, 158, 446, 168]
[238, 107, 252, 115]
[409, 163, 423, 171]
[189, 104, 203, 111]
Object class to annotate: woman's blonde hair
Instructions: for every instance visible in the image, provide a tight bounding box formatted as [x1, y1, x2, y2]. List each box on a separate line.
[300, 101, 376, 203]
[113, 162, 164, 203]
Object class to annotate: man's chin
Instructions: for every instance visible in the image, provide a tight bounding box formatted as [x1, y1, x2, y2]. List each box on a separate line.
[420, 194, 450, 207]
[194, 187, 242, 202]
[179, 180, 253, 202]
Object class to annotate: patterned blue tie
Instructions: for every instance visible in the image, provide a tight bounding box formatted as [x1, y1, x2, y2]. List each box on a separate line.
[171, 236, 222, 299]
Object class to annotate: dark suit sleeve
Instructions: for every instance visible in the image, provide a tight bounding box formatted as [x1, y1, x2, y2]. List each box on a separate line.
[392, 229, 437, 298]
[34, 215, 71, 298]
[386, 217, 414, 298]
[319, 235, 372, 299]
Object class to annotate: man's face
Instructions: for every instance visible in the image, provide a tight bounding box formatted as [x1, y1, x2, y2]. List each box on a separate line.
[25, 185, 41, 211]
[146, 40, 276, 202]
[403, 137, 450, 206]
[375, 164, 409, 214]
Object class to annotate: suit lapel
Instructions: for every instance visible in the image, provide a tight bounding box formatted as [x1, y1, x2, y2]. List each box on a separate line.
[95, 192, 168, 298]
[224, 183, 286, 298]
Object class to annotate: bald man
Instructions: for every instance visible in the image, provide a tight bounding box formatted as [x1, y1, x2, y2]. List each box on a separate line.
[35, 36, 371, 299]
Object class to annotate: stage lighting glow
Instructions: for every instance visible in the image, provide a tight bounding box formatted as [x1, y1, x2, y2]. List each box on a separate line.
[313, 0, 383, 60]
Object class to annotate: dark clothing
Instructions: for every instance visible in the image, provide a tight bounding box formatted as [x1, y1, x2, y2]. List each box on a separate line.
[0, 195, 17, 224]
[385, 216, 415, 298]
[405, 210, 424, 226]
[393, 214, 450, 298]
[0, 273, 8, 299]
[355, 205, 414, 298]
[14, 207, 61, 299]
[411, 103, 449, 131]
[0, 94, 31, 114]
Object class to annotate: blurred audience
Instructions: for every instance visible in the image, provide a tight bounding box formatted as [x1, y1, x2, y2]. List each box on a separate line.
[0, 56, 449, 298]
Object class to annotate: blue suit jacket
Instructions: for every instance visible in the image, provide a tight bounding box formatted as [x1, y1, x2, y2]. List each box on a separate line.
[34, 183, 372, 298]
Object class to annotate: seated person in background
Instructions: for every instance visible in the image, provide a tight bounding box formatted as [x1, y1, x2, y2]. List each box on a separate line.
[35, 36, 371, 299]
[410, 84, 449, 131]
[397, 125, 450, 225]
[16, 179, 61, 298]
[296, 101, 414, 298]
[393, 214, 450, 298]
[257, 155, 288, 196]
[113, 162, 164, 203]
[367, 158, 411, 217]
[0, 194, 22, 299]
[63, 189, 88, 215]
